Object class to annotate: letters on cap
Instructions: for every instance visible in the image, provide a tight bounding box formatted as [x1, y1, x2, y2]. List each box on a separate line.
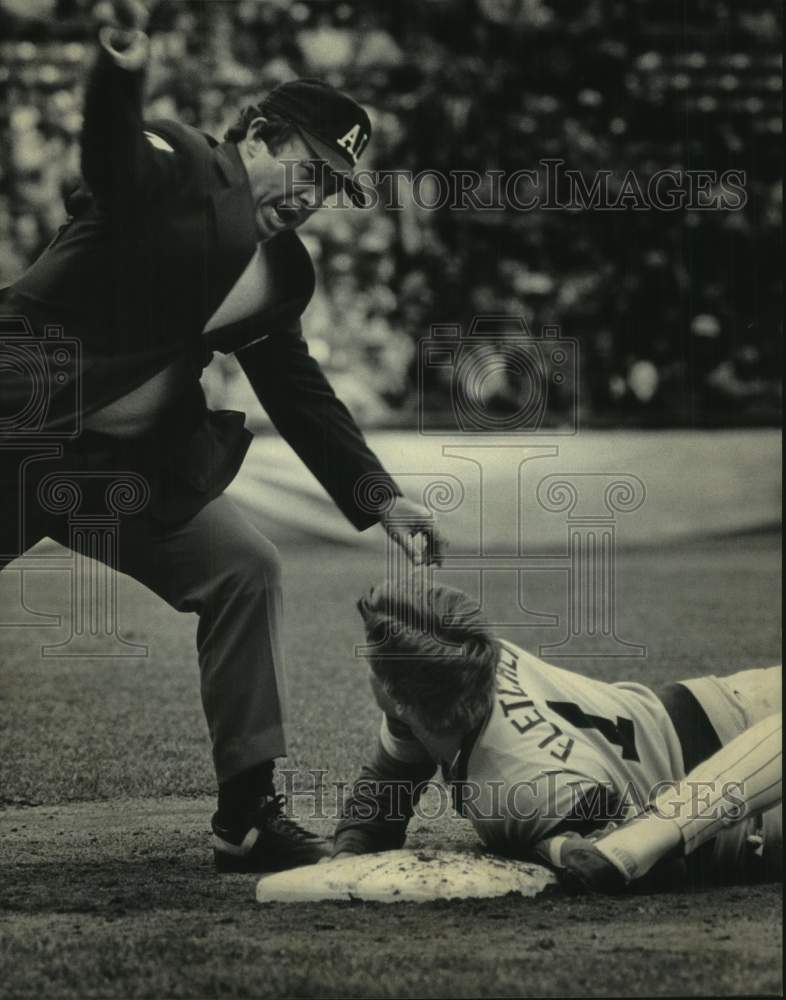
[336, 124, 369, 165]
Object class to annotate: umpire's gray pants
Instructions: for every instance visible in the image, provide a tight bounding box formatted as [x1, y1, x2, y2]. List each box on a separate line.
[4, 493, 287, 783]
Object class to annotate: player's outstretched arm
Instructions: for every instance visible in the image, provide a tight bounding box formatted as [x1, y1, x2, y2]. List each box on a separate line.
[333, 717, 437, 857]
[555, 712, 783, 893]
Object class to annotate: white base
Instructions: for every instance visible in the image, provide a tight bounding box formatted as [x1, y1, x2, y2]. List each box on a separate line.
[256, 849, 556, 904]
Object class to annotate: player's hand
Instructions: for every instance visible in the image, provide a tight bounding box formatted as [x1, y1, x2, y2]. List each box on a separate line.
[94, 0, 151, 47]
[380, 497, 448, 566]
[540, 831, 630, 895]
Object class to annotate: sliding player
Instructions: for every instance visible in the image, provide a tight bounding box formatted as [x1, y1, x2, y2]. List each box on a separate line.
[333, 577, 781, 890]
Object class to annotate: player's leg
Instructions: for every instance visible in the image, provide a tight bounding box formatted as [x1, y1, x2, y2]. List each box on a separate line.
[592, 713, 781, 879]
[679, 664, 781, 743]
[558, 712, 782, 892]
[674, 663, 782, 883]
[558, 666, 782, 891]
[715, 665, 781, 725]
[709, 800, 782, 884]
[45, 492, 328, 871]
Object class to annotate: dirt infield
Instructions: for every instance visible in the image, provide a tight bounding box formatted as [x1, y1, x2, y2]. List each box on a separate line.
[0, 532, 782, 997]
[0, 800, 781, 998]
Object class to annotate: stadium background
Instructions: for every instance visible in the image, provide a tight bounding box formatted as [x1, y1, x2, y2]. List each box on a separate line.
[0, 0, 782, 431]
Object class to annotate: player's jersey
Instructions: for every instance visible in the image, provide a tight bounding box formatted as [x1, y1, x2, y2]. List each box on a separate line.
[457, 641, 686, 854]
[373, 639, 688, 857]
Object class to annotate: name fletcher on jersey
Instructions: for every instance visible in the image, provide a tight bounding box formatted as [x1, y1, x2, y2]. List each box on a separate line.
[495, 649, 577, 766]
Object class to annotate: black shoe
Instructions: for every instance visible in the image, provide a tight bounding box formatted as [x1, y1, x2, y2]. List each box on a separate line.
[212, 794, 330, 873]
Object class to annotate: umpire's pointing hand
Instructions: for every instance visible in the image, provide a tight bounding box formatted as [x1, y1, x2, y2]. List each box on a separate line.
[380, 496, 448, 567]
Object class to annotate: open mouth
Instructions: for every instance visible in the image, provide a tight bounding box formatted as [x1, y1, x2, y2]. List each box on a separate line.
[272, 203, 299, 227]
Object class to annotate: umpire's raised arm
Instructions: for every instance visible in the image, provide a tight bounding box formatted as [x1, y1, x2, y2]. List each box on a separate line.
[81, 0, 182, 210]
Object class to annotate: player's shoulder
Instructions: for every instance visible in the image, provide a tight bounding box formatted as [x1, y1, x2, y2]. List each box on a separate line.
[496, 638, 552, 677]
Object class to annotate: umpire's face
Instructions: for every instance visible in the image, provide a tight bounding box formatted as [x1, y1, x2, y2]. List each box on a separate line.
[241, 124, 341, 242]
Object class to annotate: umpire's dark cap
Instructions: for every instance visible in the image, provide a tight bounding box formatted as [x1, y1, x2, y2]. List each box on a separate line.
[262, 79, 371, 207]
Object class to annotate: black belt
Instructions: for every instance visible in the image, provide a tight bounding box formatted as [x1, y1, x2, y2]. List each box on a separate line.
[656, 681, 722, 772]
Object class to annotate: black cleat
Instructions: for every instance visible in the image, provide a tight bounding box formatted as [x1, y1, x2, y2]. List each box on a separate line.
[212, 794, 330, 873]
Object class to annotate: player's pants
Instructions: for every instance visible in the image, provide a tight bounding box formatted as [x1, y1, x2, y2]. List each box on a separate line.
[680, 666, 782, 882]
[0, 492, 287, 783]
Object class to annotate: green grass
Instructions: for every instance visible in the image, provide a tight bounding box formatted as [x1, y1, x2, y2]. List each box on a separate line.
[0, 531, 782, 998]
[1, 532, 781, 806]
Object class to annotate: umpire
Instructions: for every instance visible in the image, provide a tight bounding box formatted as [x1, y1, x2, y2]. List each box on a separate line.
[0, 0, 444, 872]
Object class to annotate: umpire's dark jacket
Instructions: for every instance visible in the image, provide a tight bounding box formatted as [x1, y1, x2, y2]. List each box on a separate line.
[1, 43, 396, 530]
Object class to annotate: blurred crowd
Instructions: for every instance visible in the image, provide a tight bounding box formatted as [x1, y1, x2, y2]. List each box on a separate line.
[0, 0, 781, 427]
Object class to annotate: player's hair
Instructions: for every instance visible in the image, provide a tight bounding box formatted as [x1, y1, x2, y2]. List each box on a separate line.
[223, 106, 298, 151]
[357, 578, 499, 734]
